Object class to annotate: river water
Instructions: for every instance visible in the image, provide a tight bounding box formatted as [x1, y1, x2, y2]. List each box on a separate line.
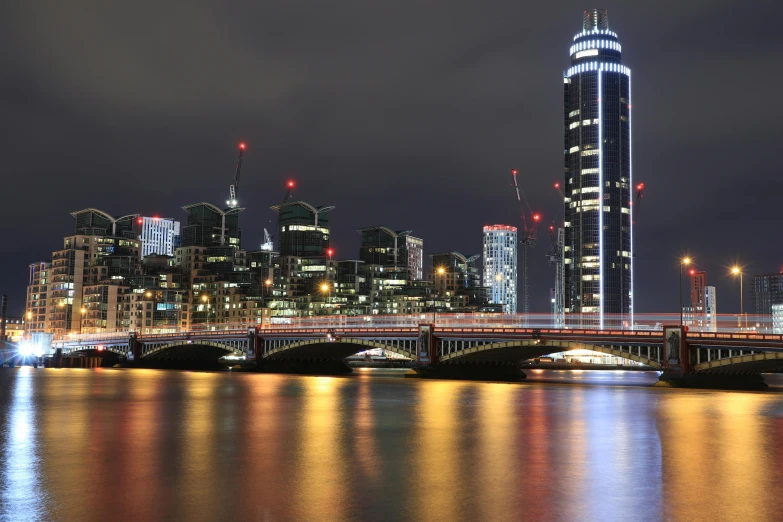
[2, 368, 783, 522]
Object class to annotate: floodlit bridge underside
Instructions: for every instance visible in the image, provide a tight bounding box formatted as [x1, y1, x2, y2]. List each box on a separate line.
[262, 338, 417, 361]
[141, 342, 244, 361]
[439, 339, 664, 369]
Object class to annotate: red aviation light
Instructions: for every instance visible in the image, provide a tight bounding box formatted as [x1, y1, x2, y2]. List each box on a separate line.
[288, 181, 295, 188]
[554, 182, 560, 189]
[637, 183, 645, 191]
[532, 214, 541, 222]
[137, 218, 143, 224]
[549, 225, 554, 231]
[511, 169, 518, 175]
[239, 142, 246, 150]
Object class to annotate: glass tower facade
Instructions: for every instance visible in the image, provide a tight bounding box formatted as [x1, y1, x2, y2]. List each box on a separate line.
[563, 9, 632, 328]
[483, 225, 517, 313]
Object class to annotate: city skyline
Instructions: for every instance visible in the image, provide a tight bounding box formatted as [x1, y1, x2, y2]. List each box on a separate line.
[2, 3, 781, 314]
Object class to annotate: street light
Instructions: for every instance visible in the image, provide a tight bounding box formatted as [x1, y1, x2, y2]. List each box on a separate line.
[433, 267, 447, 324]
[731, 266, 745, 329]
[679, 257, 691, 326]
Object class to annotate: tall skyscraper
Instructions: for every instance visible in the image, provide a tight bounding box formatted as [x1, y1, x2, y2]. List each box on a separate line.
[483, 225, 517, 313]
[137, 216, 181, 257]
[563, 8, 632, 327]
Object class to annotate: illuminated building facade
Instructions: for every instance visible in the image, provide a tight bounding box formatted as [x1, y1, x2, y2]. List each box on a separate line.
[483, 225, 517, 313]
[138, 216, 181, 257]
[563, 8, 632, 327]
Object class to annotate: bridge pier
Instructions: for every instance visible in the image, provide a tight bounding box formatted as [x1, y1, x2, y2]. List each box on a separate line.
[655, 326, 769, 390]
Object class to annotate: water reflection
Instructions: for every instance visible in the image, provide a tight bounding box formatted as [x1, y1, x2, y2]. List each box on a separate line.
[291, 377, 348, 521]
[659, 392, 783, 521]
[0, 368, 45, 521]
[1, 369, 783, 521]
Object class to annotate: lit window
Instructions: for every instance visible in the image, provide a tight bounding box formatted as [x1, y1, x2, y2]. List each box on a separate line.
[575, 49, 599, 59]
[569, 146, 580, 153]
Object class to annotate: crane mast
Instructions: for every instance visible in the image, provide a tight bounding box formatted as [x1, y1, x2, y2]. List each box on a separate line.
[510, 169, 540, 323]
[226, 143, 246, 208]
[547, 181, 565, 327]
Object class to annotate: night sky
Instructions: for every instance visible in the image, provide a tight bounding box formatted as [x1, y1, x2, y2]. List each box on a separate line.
[2, 1, 782, 315]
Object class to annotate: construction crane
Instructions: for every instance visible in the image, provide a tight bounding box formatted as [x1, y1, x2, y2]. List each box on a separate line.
[633, 182, 645, 225]
[547, 181, 565, 328]
[283, 180, 295, 203]
[510, 169, 541, 322]
[226, 142, 246, 208]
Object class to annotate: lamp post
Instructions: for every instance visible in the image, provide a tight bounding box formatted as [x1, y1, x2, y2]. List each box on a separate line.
[679, 257, 691, 326]
[80, 307, 87, 334]
[434, 267, 446, 325]
[320, 283, 331, 316]
[731, 266, 745, 329]
[200, 294, 212, 328]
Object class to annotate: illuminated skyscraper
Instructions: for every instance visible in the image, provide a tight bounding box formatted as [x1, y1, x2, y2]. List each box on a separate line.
[483, 225, 517, 313]
[563, 9, 632, 327]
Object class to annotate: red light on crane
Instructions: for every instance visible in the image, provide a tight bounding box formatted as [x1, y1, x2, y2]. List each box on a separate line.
[137, 218, 143, 224]
[637, 183, 645, 191]
[689, 269, 695, 275]
[511, 169, 518, 175]
[239, 142, 246, 150]
[532, 214, 541, 222]
[549, 225, 554, 231]
[554, 182, 560, 189]
[288, 181, 295, 188]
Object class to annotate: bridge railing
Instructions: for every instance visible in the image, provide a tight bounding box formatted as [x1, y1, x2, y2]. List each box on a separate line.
[49, 313, 781, 344]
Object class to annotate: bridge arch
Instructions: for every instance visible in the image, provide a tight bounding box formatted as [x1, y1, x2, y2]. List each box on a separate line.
[439, 338, 662, 369]
[694, 351, 783, 373]
[141, 340, 246, 360]
[263, 338, 415, 360]
[66, 344, 127, 357]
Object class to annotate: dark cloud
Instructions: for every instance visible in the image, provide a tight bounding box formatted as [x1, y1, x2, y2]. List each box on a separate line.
[1, 0, 782, 314]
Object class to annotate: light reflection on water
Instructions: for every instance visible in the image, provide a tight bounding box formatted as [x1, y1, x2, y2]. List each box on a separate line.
[0, 368, 782, 521]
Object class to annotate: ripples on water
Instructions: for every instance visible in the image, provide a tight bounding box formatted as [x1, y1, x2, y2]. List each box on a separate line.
[1, 368, 783, 522]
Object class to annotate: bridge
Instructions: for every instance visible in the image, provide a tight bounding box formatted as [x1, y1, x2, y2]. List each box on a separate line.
[35, 314, 783, 385]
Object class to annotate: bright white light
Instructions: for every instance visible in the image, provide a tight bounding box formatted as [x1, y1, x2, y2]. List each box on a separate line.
[18, 343, 34, 356]
[575, 49, 599, 59]
[18, 342, 43, 357]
